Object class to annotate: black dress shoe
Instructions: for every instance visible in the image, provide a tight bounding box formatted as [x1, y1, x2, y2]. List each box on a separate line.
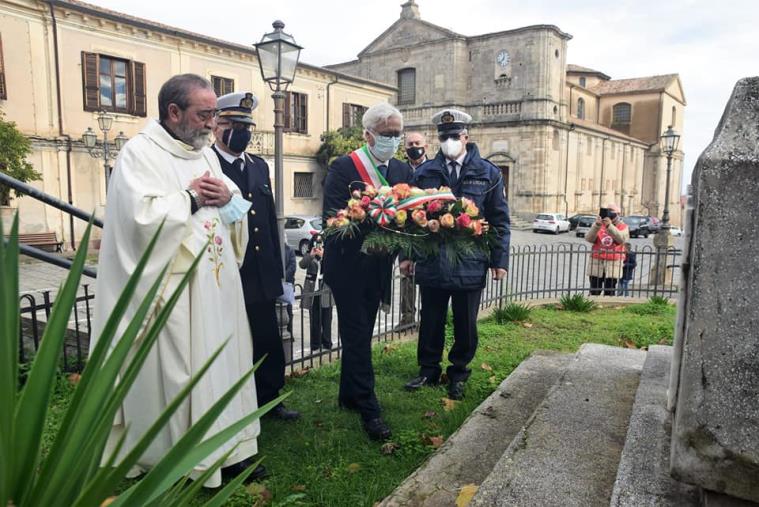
[268, 403, 300, 421]
[321, 341, 333, 350]
[404, 375, 440, 391]
[221, 460, 268, 484]
[362, 417, 392, 441]
[448, 380, 465, 400]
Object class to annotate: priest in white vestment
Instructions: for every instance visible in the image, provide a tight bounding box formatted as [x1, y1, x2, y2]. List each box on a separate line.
[92, 74, 264, 487]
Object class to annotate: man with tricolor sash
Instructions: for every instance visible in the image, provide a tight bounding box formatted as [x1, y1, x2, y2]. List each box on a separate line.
[322, 102, 412, 441]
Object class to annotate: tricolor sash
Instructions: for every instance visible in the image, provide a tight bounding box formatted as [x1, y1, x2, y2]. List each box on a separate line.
[349, 145, 389, 188]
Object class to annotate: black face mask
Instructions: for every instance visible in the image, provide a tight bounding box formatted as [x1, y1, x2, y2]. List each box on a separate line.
[222, 128, 252, 154]
[406, 146, 425, 161]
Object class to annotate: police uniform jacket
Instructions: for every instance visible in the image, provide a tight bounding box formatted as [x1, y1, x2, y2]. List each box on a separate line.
[214, 147, 284, 303]
[322, 155, 412, 290]
[411, 143, 511, 290]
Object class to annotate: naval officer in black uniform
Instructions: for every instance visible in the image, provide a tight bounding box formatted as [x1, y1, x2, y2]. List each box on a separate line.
[212, 91, 299, 421]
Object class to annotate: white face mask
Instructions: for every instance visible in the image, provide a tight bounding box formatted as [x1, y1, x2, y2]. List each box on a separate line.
[441, 138, 463, 159]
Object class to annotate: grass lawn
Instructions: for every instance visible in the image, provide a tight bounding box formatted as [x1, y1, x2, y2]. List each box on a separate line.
[45, 300, 675, 506]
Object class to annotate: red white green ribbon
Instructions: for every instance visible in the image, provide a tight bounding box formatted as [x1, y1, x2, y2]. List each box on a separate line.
[349, 145, 389, 189]
[368, 195, 397, 225]
[397, 191, 456, 210]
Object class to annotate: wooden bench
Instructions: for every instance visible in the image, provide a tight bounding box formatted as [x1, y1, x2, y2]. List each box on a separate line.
[14, 232, 64, 252]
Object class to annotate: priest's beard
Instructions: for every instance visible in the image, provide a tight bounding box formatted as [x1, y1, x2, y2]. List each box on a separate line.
[174, 122, 212, 150]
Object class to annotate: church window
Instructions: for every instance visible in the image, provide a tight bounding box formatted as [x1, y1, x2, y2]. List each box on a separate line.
[612, 102, 632, 126]
[397, 68, 416, 105]
[577, 98, 585, 120]
[579, 76, 586, 87]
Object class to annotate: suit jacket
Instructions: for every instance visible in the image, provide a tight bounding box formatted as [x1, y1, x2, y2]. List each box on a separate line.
[214, 146, 284, 303]
[322, 154, 412, 291]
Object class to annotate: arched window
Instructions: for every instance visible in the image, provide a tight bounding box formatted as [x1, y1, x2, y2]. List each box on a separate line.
[612, 102, 632, 125]
[579, 77, 586, 88]
[577, 98, 585, 120]
[671, 106, 676, 127]
[397, 68, 416, 105]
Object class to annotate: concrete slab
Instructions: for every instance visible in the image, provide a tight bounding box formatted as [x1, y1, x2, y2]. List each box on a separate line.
[610, 345, 699, 506]
[471, 344, 646, 507]
[379, 350, 573, 507]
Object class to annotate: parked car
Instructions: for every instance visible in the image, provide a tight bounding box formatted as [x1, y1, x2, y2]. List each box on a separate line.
[670, 226, 683, 237]
[284, 215, 322, 255]
[568, 214, 596, 231]
[624, 215, 659, 238]
[532, 213, 570, 234]
[575, 216, 596, 237]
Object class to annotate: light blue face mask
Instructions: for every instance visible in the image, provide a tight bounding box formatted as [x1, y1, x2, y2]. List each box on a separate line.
[369, 130, 402, 162]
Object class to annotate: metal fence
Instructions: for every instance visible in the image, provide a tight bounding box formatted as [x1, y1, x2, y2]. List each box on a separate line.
[17, 244, 681, 374]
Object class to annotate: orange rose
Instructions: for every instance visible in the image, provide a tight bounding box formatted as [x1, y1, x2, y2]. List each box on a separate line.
[349, 205, 366, 221]
[440, 213, 455, 228]
[412, 209, 428, 227]
[362, 185, 378, 197]
[392, 183, 412, 200]
[469, 219, 484, 236]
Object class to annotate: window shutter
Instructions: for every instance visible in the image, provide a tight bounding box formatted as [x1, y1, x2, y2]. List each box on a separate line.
[300, 93, 308, 133]
[284, 92, 292, 131]
[81, 51, 99, 111]
[132, 61, 147, 117]
[342, 103, 350, 128]
[0, 34, 7, 100]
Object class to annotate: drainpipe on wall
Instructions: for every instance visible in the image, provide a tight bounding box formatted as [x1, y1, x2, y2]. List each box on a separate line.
[325, 76, 338, 133]
[621, 143, 629, 215]
[47, 1, 75, 250]
[563, 123, 575, 217]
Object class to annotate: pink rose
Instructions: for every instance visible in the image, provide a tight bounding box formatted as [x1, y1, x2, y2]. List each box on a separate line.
[427, 219, 440, 233]
[360, 195, 371, 208]
[456, 213, 472, 228]
[427, 200, 443, 214]
[412, 209, 428, 227]
[214, 236, 223, 245]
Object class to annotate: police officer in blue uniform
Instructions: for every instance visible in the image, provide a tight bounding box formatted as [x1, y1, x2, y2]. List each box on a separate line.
[322, 102, 412, 441]
[212, 92, 299, 421]
[401, 109, 511, 400]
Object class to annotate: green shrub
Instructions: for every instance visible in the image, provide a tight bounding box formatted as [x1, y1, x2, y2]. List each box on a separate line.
[1, 215, 281, 507]
[493, 302, 532, 324]
[560, 293, 596, 313]
[627, 296, 674, 316]
[648, 295, 670, 306]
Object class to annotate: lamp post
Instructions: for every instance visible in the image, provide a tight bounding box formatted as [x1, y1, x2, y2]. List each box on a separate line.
[82, 111, 128, 193]
[254, 20, 302, 273]
[659, 125, 680, 228]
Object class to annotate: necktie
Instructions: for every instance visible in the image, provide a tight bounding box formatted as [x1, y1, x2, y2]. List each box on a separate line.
[378, 164, 388, 181]
[234, 158, 245, 172]
[449, 161, 459, 186]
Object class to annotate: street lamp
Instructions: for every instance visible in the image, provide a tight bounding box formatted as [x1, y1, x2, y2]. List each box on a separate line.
[82, 111, 128, 193]
[254, 20, 302, 273]
[659, 125, 680, 227]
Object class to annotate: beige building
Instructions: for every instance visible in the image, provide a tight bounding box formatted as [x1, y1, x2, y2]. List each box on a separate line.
[328, 1, 686, 224]
[0, 0, 395, 247]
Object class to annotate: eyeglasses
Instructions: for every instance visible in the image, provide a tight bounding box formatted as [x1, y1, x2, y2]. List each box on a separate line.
[195, 108, 219, 122]
[438, 133, 462, 142]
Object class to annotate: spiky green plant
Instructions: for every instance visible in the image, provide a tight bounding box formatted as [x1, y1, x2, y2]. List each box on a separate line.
[648, 295, 670, 306]
[0, 214, 284, 506]
[560, 293, 596, 313]
[493, 302, 532, 324]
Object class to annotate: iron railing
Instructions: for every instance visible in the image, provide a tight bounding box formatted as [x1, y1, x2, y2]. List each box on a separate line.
[17, 245, 681, 374]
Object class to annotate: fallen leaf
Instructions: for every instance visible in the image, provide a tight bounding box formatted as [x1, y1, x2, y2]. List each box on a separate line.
[623, 339, 637, 349]
[423, 435, 444, 448]
[522, 322, 534, 328]
[441, 397, 459, 412]
[100, 497, 116, 507]
[422, 410, 437, 419]
[488, 375, 498, 385]
[456, 484, 479, 507]
[380, 442, 400, 455]
[382, 343, 399, 354]
[480, 362, 493, 372]
[67, 373, 81, 385]
[291, 484, 307, 492]
[287, 367, 311, 378]
[346, 463, 361, 474]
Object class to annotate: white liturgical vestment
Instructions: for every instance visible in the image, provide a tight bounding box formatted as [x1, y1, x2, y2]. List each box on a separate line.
[92, 119, 258, 488]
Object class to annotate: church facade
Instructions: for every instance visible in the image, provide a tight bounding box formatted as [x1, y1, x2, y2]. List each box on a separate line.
[327, 1, 686, 224]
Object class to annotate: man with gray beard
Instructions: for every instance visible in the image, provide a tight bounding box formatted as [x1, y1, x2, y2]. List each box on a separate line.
[92, 73, 266, 487]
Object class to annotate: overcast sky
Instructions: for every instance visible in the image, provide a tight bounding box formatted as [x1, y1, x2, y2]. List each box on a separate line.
[87, 0, 759, 192]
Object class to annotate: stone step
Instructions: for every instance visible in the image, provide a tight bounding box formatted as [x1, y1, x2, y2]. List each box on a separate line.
[471, 344, 646, 507]
[378, 350, 574, 507]
[610, 345, 700, 506]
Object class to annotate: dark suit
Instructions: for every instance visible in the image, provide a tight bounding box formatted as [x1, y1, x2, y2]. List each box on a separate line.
[322, 155, 412, 420]
[215, 146, 285, 406]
